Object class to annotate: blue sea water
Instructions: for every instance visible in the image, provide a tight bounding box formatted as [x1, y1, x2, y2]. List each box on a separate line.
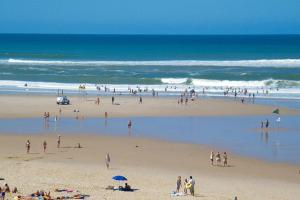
[1, 115, 299, 165]
[0, 34, 300, 100]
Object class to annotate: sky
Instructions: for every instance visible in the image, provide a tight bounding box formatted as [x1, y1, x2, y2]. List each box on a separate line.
[0, 0, 300, 34]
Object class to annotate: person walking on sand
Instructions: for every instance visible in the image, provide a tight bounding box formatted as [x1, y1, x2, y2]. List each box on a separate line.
[26, 140, 30, 154]
[223, 152, 228, 167]
[105, 153, 111, 169]
[188, 176, 195, 196]
[57, 135, 61, 148]
[139, 96, 142, 104]
[105, 112, 108, 118]
[112, 96, 115, 104]
[210, 151, 214, 166]
[176, 176, 182, 193]
[216, 152, 221, 166]
[43, 141, 47, 153]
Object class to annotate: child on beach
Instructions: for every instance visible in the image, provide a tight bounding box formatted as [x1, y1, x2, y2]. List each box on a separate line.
[183, 179, 188, 194]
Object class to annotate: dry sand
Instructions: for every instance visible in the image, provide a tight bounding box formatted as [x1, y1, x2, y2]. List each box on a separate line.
[0, 134, 299, 200]
[0, 94, 298, 119]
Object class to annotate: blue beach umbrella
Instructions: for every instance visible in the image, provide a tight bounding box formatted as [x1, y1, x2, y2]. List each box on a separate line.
[112, 175, 127, 181]
[112, 175, 127, 188]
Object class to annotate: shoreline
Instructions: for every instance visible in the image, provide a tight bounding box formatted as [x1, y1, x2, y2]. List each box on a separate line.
[0, 94, 299, 119]
[0, 134, 299, 200]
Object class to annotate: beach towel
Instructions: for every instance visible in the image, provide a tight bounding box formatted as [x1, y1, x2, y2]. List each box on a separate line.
[170, 192, 187, 197]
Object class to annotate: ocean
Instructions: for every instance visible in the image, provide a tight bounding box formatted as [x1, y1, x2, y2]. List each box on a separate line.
[0, 34, 300, 100]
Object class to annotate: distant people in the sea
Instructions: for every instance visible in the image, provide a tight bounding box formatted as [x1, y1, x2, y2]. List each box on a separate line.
[105, 153, 111, 169]
[26, 140, 31, 154]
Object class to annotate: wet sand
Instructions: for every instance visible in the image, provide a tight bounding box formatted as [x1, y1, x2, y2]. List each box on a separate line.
[0, 94, 299, 119]
[0, 134, 299, 200]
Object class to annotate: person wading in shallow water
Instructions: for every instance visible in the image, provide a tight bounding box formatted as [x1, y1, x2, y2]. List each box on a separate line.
[128, 120, 132, 129]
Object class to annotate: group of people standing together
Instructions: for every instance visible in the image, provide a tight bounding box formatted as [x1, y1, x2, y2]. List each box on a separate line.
[176, 176, 196, 196]
[210, 151, 228, 167]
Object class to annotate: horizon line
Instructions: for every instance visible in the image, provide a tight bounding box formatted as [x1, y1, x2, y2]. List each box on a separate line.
[1, 33, 300, 36]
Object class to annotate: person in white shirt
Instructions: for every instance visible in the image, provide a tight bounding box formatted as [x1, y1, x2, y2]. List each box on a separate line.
[188, 176, 195, 196]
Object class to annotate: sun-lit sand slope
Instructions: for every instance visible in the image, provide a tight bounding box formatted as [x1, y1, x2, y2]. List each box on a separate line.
[0, 94, 298, 118]
[0, 134, 299, 200]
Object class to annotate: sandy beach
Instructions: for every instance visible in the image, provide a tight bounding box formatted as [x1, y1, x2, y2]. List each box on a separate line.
[0, 134, 299, 200]
[0, 94, 298, 119]
[0, 94, 299, 199]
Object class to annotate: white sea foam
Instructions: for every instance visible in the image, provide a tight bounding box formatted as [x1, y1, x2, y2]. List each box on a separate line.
[2, 58, 300, 67]
[0, 79, 300, 99]
[161, 78, 188, 84]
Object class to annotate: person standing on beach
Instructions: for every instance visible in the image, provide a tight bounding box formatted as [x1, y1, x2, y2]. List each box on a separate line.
[57, 135, 61, 148]
[223, 152, 228, 167]
[210, 151, 214, 165]
[216, 152, 221, 166]
[43, 141, 47, 153]
[139, 96, 143, 104]
[105, 153, 111, 169]
[112, 96, 115, 104]
[105, 112, 108, 118]
[26, 140, 30, 154]
[176, 176, 182, 193]
[183, 179, 188, 194]
[188, 176, 195, 196]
